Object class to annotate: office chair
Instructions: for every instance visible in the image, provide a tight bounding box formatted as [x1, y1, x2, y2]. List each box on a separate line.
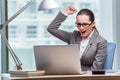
[103, 42, 116, 70]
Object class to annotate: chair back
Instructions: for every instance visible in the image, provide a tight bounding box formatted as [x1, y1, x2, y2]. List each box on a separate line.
[104, 42, 116, 70]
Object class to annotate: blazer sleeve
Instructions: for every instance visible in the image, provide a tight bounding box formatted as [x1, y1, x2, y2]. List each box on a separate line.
[91, 40, 107, 70]
[47, 12, 73, 43]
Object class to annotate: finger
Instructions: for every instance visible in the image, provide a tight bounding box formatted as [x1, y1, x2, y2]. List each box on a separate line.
[69, 7, 77, 12]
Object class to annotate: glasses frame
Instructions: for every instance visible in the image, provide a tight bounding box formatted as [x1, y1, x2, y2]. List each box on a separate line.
[75, 22, 92, 28]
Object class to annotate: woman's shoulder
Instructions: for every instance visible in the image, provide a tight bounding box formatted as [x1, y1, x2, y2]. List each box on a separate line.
[92, 31, 107, 43]
[95, 34, 107, 44]
[73, 30, 80, 35]
[72, 30, 81, 37]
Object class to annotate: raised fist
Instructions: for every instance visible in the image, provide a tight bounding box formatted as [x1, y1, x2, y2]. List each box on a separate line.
[64, 6, 77, 15]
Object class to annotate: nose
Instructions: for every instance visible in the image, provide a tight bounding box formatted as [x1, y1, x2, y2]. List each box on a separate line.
[79, 25, 84, 29]
[77, 26, 84, 31]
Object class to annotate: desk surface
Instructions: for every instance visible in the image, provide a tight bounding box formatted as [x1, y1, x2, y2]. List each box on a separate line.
[2, 72, 120, 80]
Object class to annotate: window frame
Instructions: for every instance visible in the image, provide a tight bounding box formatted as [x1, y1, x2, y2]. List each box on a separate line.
[0, 0, 9, 73]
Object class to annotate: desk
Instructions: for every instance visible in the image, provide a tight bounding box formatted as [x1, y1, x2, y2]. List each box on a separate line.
[1, 72, 120, 80]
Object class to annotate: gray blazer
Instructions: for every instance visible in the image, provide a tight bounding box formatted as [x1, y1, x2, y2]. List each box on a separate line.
[47, 12, 107, 71]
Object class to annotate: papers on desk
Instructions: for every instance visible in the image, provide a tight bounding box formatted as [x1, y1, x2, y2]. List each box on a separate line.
[9, 70, 45, 77]
[105, 69, 120, 75]
[105, 70, 120, 73]
[114, 72, 120, 75]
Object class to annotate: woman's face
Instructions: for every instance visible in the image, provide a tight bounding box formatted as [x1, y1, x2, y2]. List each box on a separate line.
[76, 14, 95, 38]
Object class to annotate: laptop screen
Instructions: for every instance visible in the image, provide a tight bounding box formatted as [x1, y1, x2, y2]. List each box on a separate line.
[34, 45, 81, 75]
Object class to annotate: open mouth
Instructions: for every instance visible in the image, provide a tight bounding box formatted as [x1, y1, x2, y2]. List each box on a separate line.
[81, 31, 86, 34]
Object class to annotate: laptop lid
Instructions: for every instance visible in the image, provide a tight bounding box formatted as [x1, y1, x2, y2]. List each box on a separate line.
[34, 45, 81, 75]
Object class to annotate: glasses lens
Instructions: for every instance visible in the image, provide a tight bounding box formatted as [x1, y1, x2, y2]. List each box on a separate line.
[82, 23, 90, 27]
[75, 22, 91, 28]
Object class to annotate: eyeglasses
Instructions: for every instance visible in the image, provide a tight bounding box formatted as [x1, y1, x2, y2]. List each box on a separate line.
[75, 22, 92, 28]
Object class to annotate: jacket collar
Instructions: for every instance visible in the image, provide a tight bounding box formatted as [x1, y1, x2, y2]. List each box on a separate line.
[81, 30, 99, 59]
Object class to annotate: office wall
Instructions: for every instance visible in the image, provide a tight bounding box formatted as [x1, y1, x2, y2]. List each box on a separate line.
[99, 0, 113, 42]
[113, 0, 120, 69]
[99, 0, 120, 69]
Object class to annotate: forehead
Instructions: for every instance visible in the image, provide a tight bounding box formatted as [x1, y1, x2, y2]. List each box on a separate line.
[76, 14, 90, 23]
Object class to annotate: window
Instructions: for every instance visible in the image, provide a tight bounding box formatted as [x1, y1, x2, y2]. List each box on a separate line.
[62, 26, 74, 32]
[7, 0, 114, 70]
[8, 1, 17, 13]
[26, 26, 37, 38]
[43, 26, 51, 38]
[80, 2, 92, 9]
[9, 26, 17, 38]
[62, 2, 74, 8]
[25, 2, 36, 13]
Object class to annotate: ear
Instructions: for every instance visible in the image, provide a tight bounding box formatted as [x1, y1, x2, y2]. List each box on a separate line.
[91, 21, 96, 28]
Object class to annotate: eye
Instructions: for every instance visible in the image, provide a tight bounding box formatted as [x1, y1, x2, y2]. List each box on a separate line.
[82, 23, 90, 27]
[83, 23, 89, 25]
[76, 23, 81, 26]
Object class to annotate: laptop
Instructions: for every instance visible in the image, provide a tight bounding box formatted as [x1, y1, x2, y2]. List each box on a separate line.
[34, 45, 82, 75]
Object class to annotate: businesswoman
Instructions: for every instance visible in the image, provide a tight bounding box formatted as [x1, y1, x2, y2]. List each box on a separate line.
[47, 6, 107, 71]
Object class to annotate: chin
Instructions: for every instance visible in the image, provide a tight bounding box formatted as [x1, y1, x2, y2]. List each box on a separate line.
[81, 35, 88, 38]
[82, 36, 86, 38]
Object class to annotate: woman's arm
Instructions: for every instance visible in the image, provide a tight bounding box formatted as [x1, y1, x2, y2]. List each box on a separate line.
[47, 6, 77, 43]
[47, 12, 71, 43]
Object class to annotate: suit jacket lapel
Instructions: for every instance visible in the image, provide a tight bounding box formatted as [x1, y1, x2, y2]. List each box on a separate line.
[81, 31, 98, 59]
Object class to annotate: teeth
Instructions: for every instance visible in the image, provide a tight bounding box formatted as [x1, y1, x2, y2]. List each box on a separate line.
[81, 31, 86, 33]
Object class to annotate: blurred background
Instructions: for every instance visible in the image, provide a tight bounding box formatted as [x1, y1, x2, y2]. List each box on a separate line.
[1, 0, 120, 74]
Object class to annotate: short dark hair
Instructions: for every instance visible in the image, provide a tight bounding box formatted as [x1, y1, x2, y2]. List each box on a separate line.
[77, 9, 95, 22]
